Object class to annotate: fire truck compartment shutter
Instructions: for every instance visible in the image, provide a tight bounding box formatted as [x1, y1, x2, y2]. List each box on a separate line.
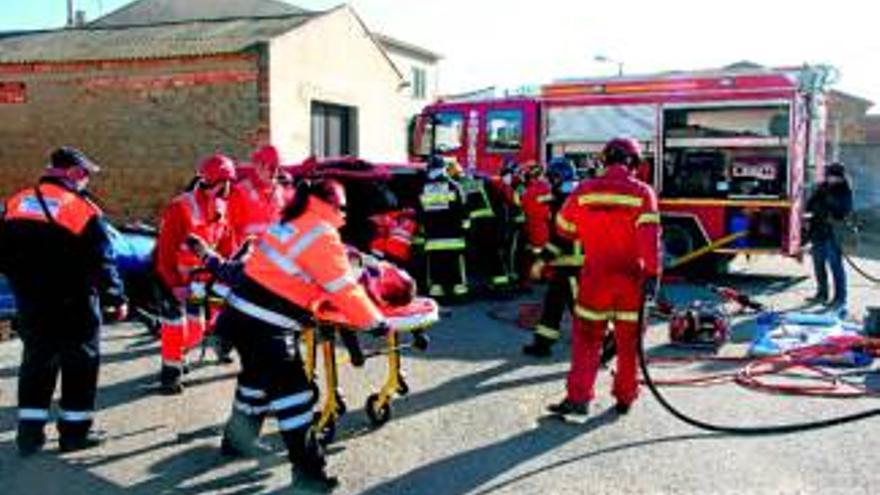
[546, 104, 657, 144]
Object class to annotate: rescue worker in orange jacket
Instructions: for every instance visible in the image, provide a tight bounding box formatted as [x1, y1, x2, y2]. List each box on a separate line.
[227, 145, 286, 242]
[523, 158, 582, 357]
[0, 147, 127, 456]
[154, 154, 237, 394]
[548, 138, 661, 422]
[214, 178, 385, 491]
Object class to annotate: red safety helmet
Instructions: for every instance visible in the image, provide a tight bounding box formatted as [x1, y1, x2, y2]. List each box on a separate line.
[602, 137, 643, 168]
[362, 261, 416, 308]
[251, 145, 281, 173]
[198, 154, 236, 184]
[668, 302, 729, 348]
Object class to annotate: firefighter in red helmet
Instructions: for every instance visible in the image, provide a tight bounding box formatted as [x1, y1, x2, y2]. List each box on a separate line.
[228, 145, 287, 242]
[154, 154, 237, 394]
[548, 137, 661, 422]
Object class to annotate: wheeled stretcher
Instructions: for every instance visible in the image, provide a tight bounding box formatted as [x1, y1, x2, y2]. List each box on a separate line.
[303, 296, 439, 444]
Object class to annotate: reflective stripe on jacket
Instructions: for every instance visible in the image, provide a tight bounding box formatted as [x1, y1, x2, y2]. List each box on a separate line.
[243, 197, 383, 329]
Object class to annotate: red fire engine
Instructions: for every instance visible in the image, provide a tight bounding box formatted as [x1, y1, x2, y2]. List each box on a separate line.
[409, 66, 834, 269]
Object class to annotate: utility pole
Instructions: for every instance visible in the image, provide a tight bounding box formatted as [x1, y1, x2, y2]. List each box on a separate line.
[67, 0, 75, 27]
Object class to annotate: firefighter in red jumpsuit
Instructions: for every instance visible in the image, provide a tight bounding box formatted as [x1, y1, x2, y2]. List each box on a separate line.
[548, 138, 661, 421]
[227, 145, 286, 242]
[520, 164, 554, 268]
[154, 154, 237, 394]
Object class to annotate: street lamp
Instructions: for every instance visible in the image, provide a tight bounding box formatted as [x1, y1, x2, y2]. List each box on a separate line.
[595, 54, 623, 77]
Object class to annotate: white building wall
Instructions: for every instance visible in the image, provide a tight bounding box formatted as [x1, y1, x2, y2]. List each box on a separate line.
[383, 49, 440, 119]
[268, 6, 408, 162]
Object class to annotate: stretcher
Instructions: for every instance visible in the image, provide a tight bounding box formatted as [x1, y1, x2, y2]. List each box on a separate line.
[303, 296, 438, 445]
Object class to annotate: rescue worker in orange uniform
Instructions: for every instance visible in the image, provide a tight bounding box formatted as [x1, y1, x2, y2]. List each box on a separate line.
[523, 158, 582, 357]
[548, 138, 661, 422]
[214, 178, 386, 491]
[0, 147, 127, 456]
[227, 145, 286, 242]
[154, 154, 237, 394]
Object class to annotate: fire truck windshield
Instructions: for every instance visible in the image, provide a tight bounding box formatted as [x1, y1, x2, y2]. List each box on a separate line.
[413, 111, 464, 156]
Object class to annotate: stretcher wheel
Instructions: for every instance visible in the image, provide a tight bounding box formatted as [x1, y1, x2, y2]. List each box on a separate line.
[366, 393, 391, 426]
[335, 389, 348, 416]
[396, 376, 410, 396]
[317, 421, 336, 446]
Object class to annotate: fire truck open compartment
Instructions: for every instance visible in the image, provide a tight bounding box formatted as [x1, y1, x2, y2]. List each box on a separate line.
[661, 104, 791, 200]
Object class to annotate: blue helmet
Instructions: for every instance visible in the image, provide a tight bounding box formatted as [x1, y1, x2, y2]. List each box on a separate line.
[547, 157, 575, 185]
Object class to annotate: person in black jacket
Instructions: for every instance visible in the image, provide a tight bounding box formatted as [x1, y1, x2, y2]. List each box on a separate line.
[805, 162, 853, 310]
[0, 147, 127, 457]
[417, 156, 470, 299]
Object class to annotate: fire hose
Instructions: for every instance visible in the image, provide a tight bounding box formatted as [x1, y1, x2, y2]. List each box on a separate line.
[637, 293, 880, 435]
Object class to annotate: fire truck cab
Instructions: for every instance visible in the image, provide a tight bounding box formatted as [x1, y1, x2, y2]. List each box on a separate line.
[410, 66, 834, 268]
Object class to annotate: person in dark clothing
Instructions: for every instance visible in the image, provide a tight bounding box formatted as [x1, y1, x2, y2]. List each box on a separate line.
[805, 162, 853, 310]
[0, 147, 127, 456]
[417, 156, 470, 299]
[523, 158, 582, 357]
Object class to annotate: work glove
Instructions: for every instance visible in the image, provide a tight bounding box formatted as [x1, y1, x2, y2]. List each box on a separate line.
[642, 276, 659, 302]
[529, 260, 547, 281]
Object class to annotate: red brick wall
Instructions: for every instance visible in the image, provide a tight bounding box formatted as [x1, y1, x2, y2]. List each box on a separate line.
[0, 52, 267, 222]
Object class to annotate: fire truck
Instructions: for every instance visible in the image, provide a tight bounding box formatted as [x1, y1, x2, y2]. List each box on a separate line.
[409, 66, 834, 269]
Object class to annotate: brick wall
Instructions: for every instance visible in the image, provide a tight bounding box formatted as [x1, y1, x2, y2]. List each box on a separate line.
[0, 52, 265, 222]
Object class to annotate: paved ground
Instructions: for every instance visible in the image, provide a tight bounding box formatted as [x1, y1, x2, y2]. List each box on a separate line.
[2, 252, 880, 494]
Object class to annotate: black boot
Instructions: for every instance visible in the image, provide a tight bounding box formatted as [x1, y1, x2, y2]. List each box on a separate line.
[287, 430, 339, 492]
[16, 423, 46, 458]
[59, 430, 106, 453]
[221, 409, 271, 458]
[522, 335, 554, 358]
[159, 365, 184, 395]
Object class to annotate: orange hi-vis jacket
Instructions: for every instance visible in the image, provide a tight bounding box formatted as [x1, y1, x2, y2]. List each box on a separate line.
[5, 182, 99, 235]
[227, 176, 285, 241]
[521, 178, 553, 253]
[155, 190, 235, 290]
[556, 164, 661, 320]
[240, 197, 384, 330]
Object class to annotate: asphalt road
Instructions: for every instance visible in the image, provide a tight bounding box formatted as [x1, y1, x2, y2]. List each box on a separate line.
[2, 253, 880, 494]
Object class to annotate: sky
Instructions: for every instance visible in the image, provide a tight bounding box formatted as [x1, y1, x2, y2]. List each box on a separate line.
[3, 0, 879, 111]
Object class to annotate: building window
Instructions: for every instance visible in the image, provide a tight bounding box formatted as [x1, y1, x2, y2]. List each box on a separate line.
[311, 101, 358, 159]
[485, 109, 523, 152]
[412, 67, 427, 100]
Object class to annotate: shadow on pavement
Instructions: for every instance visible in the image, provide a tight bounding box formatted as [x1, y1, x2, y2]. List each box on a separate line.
[357, 410, 653, 495]
[470, 431, 723, 495]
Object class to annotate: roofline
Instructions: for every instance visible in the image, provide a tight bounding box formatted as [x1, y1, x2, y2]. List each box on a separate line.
[77, 12, 315, 31]
[829, 89, 874, 108]
[335, 5, 404, 83]
[88, 0, 315, 28]
[374, 33, 442, 62]
[549, 66, 807, 87]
